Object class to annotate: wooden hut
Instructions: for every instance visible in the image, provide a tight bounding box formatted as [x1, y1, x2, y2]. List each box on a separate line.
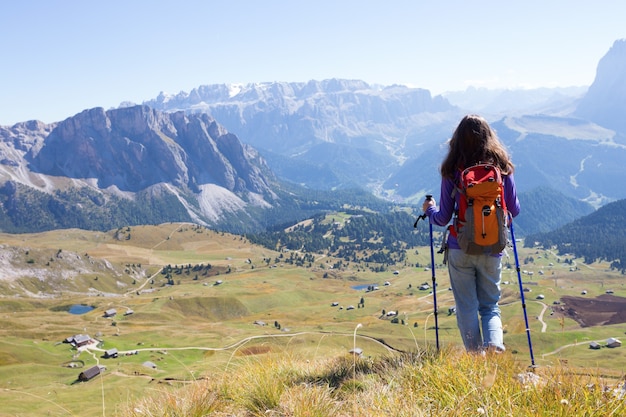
[78, 365, 103, 382]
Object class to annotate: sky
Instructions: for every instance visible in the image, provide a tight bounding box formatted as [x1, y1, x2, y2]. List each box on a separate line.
[1, 0, 625, 125]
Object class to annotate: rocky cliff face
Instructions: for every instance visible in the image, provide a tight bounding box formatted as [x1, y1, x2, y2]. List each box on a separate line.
[0, 106, 278, 231]
[28, 105, 274, 195]
[575, 39, 626, 133]
[147, 79, 455, 152]
[143, 79, 460, 190]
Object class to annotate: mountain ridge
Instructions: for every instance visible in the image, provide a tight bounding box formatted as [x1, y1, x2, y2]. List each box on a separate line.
[0, 105, 281, 231]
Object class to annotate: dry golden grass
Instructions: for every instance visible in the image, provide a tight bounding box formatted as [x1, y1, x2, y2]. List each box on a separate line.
[120, 346, 626, 416]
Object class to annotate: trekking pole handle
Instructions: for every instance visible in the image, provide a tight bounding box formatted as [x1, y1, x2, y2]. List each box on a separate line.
[414, 194, 433, 228]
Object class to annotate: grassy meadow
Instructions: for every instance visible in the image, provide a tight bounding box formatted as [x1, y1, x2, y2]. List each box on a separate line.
[0, 222, 625, 416]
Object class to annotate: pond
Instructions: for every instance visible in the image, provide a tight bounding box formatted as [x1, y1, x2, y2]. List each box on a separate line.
[68, 304, 95, 315]
[351, 284, 378, 291]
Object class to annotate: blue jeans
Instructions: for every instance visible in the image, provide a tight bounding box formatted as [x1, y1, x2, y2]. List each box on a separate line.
[447, 249, 504, 352]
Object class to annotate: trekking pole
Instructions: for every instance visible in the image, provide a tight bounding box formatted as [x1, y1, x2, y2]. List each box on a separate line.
[415, 195, 440, 351]
[509, 217, 536, 367]
[429, 209, 440, 351]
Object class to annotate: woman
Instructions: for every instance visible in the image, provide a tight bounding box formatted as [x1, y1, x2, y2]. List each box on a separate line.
[422, 114, 520, 353]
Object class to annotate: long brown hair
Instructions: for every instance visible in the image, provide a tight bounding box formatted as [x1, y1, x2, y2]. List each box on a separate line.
[440, 114, 514, 178]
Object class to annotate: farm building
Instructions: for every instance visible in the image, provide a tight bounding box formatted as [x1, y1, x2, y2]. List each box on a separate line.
[103, 309, 117, 318]
[103, 348, 118, 359]
[589, 341, 601, 350]
[78, 365, 104, 382]
[65, 334, 92, 348]
[607, 338, 622, 348]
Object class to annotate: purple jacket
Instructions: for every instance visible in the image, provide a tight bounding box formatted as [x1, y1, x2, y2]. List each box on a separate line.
[425, 173, 520, 252]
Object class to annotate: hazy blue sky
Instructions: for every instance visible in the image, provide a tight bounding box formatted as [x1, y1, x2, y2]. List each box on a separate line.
[1, 0, 625, 125]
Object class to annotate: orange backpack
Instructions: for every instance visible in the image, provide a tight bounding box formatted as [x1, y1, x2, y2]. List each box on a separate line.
[451, 164, 508, 255]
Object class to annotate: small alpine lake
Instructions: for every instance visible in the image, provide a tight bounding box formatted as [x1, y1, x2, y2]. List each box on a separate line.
[351, 284, 379, 291]
[68, 304, 95, 315]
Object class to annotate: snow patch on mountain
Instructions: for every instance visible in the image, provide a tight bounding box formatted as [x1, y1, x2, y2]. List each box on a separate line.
[228, 83, 244, 98]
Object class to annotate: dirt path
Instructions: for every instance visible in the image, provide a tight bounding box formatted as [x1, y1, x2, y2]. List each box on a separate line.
[84, 330, 401, 358]
[536, 301, 548, 333]
[541, 341, 588, 358]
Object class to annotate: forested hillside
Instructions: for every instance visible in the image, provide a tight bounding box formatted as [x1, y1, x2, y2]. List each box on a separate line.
[514, 186, 594, 235]
[247, 209, 431, 271]
[0, 179, 391, 234]
[246, 186, 599, 272]
[524, 198, 626, 272]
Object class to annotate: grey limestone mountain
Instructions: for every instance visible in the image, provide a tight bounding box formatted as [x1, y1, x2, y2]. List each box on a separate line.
[29, 106, 274, 196]
[143, 79, 462, 191]
[575, 39, 626, 134]
[0, 106, 279, 231]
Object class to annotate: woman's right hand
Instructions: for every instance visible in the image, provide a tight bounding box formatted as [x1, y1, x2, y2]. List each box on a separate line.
[422, 197, 436, 213]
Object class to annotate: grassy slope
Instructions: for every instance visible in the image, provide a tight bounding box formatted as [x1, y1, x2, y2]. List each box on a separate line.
[0, 222, 625, 415]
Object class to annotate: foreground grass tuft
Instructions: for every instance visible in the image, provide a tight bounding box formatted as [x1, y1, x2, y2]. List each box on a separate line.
[121, 346, 626, 416]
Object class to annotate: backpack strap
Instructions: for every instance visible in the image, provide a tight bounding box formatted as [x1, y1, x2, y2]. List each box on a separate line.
[448, 168, 463, 238]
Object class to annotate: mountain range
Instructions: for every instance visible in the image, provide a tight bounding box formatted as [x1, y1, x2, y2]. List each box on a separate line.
[1, 39, 625, 238]
[142, 39, 626, 209]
